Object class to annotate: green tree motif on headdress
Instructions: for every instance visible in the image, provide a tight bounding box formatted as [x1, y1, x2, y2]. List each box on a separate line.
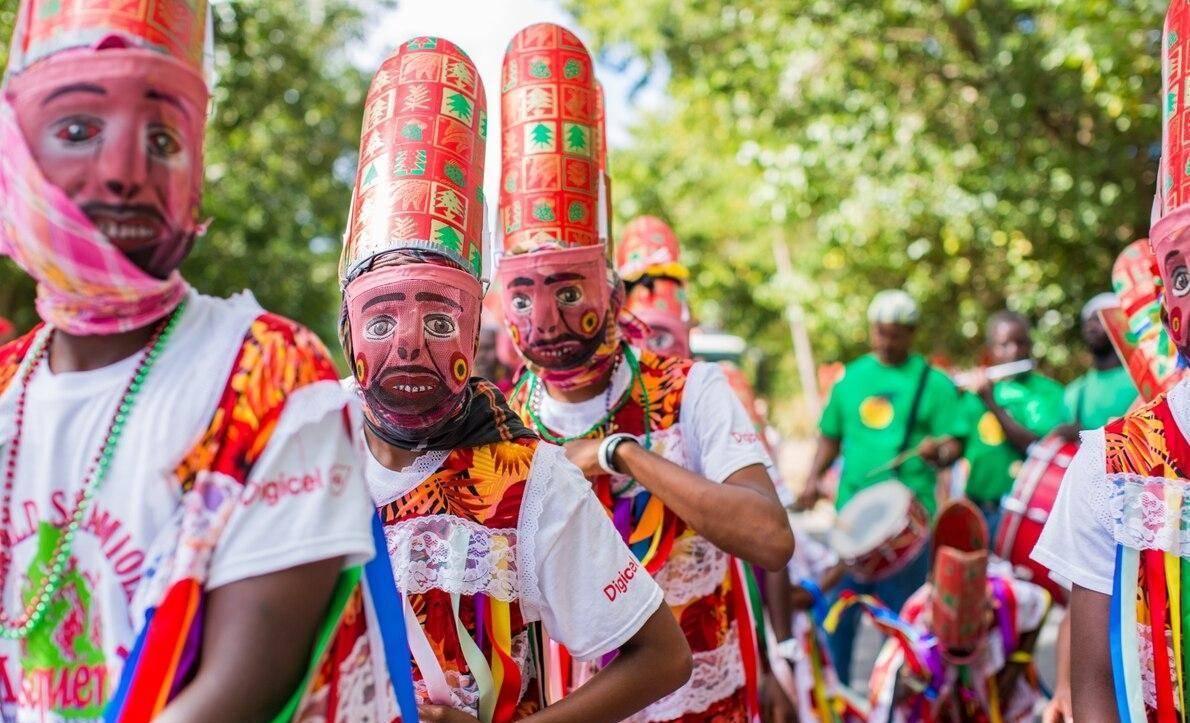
[563, 58, 582, 79]
[530, 59, 551, 78]
[434, 223, 464, 254]
[401, 121, 425, 141]
[443, 91, 474, 124]
[530, 123, 554, 150]
[568, 201, 587, 222]
[533, 201, 557, 222]
[564, 123, 589, 155]
[444, 161, 466, 187]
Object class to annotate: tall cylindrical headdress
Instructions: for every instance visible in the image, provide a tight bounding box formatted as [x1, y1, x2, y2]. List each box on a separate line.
[617, 215, 688, 283]
[341, 37, 488, 282]
[499, 23, 601, 255]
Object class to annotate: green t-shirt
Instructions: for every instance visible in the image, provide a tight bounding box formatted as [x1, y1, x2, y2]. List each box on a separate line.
[961, 371, 1067, 502]
[1064, 364, 1137, 431]
[819, 354, 969, 517]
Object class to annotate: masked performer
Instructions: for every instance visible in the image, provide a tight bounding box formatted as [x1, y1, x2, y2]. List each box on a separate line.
[338, 37, 691, 723]
[497, 23, 794, 723]
[859, 500, 1050, 722]
[0, 2, 381, 720]
[1034, 14, 1190, 706]
[617, 217, 691, 360]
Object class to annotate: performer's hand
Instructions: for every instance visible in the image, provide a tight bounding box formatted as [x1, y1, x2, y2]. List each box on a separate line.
[563, 438, 604, 478]
[419, 705, 481, 723]
[761, 672, 796, 723]
[962, 367, 992, 396]
[793, 479, 822, 511]
[1042, 685, 1073, 723]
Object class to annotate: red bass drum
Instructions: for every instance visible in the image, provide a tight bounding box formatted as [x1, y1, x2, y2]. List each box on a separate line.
[994, 433, 1075, 605]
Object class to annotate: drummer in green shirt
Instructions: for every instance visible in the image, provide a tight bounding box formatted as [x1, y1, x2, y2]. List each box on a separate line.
[1063, 293, 1138, 430]
[798, 289, 967, 684]
[959, 310, 1067, 537]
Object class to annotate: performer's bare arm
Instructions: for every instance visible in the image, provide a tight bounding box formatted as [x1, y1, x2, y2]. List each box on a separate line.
[766, 570, 795, 641]
[966, 371, 1038, 453]
[1069, 585, 1120, 723]
[1043, 610, 1073, 723]
[157, 557, 345, 722]
[795, 434, 841, 510]
[567, 440, 795, 570]
[420, 605, 692, 723]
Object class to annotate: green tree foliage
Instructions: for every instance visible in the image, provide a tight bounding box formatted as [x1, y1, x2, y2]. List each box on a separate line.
[566, 0, 1165, 397]
[0, 0, 391, 347]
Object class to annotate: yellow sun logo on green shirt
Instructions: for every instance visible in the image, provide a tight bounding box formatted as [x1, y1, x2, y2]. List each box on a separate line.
[859, 396, 895, 429]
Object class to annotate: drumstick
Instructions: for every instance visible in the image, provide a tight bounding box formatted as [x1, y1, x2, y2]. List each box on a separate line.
[865, 436, 956, 480]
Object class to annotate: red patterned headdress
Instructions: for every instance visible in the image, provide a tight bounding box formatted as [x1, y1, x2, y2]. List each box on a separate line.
[341, 37, 488, 281]
[498, 23, 601, 255]
[929, 500, 989, 661]
[8, 0, 211, 81]
[617, 215, 688, 283]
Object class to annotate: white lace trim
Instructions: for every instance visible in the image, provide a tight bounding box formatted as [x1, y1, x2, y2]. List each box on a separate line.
[367, 448, 451, 507]
[653, 534, 729, 607]
[384, 514, 520, 601]
[1108, 473, 1190, 553]
[515, 441, 558, 619]
[625, 624, 745, 722]
[1137, 619, 1181, 712]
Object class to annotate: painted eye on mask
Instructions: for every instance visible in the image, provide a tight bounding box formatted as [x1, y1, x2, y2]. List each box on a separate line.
[555, 286, 583, 306]
[148, 125, 184, 158]
[648, 331, 675, 351]
[424, 313, 457, 339]
[364, 315, 397, 341]
[511, 294, 532, 314]
[52, 116, 103, 145]
[1173, 266, 1190, 298]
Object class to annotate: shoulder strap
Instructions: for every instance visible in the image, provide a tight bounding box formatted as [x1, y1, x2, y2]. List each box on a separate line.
[895, 359, 932, 469]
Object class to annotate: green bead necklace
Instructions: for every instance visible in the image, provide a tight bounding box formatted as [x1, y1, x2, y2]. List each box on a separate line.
[0, 300, 186, 639]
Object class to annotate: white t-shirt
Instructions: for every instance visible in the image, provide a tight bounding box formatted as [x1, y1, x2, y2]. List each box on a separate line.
[537, 354, 772, 721]
[1027, 381, 1190, 596]
[0, 291, 375, 722]
[366, 441, 664, 663]
[537, 356, 772, 483]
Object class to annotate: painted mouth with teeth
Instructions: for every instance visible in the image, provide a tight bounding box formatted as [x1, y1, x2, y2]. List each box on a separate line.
[83, 204, 167, 249]
[526, 334, 601, 370]
[377, 368, 449, 411]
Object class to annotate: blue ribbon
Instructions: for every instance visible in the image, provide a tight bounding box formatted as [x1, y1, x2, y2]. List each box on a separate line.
[365, 514, 421, 723]
[1110, 543, 1131, 723]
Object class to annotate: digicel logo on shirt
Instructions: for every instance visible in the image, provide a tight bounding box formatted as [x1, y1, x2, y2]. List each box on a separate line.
[603, 560, 640, 601]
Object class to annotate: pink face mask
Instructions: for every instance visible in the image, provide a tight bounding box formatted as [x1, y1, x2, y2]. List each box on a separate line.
[497, 245, 613, 371]
[345, 263, 482, 435]
[0, 47, 208, 334]
[1152, 226, 1190, 357]
[634, 309, 691, 359]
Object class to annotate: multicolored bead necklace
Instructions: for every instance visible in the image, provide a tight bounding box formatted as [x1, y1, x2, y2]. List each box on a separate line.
[522, 344, 653, 450]
[0, 300, 186, 639]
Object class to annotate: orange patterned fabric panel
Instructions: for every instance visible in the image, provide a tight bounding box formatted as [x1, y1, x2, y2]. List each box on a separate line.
[0, 325, 41, 397]
[379, 437, 538, 526]
[174, 313, 342, 490]
[1103, 393, 1184, 477]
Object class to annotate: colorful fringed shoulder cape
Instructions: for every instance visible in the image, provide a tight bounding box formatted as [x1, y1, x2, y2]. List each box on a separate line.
[1103, 394, 1190, 722]
[0, 318, 418, 723]
[509, 347, 764, 722]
